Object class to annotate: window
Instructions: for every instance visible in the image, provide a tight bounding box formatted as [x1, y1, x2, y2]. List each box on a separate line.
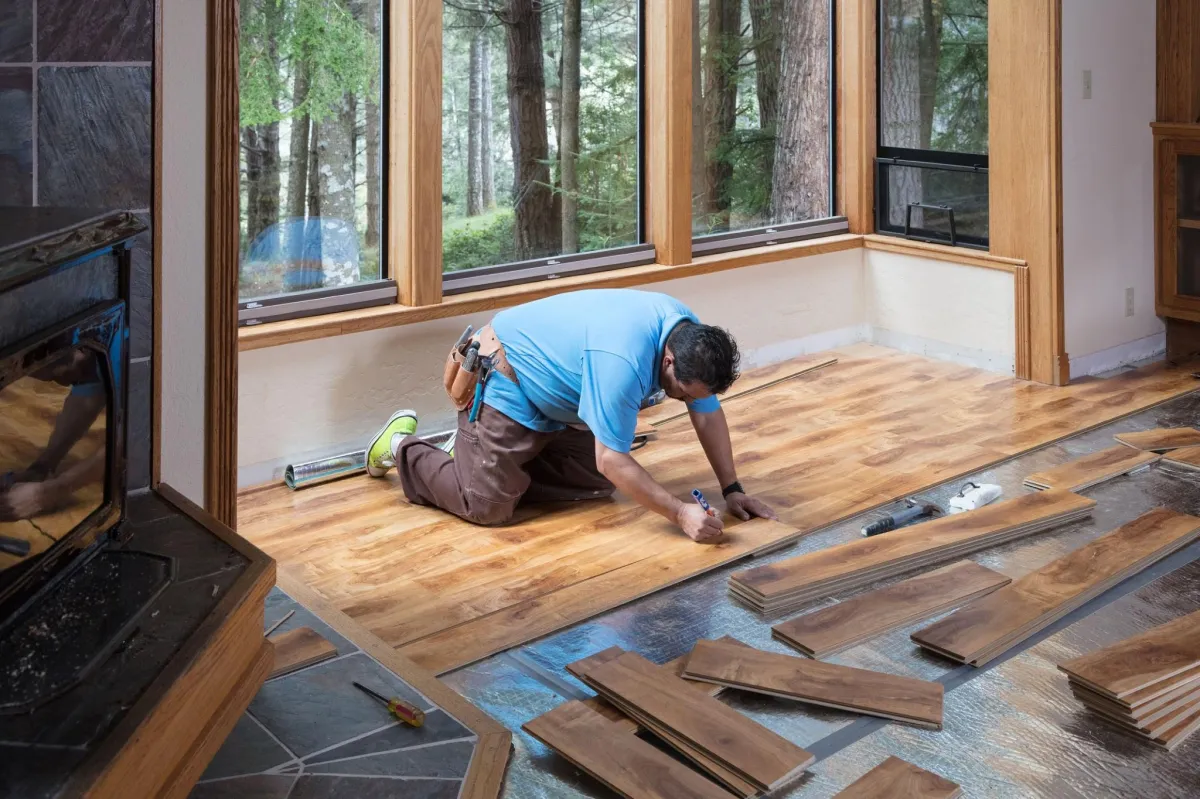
[691, 0, 844, 255]
[440, 1, 653, 294]
[877, 0, 988, 248]
[237, 0, 391, 325]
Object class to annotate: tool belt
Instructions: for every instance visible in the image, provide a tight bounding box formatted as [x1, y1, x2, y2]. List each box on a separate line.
[443, 324, 518, 412]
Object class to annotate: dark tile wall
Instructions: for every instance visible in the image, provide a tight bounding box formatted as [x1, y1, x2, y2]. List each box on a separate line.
[2, 0, 155, 489]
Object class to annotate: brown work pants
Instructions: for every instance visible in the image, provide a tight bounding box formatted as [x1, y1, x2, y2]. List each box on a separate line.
[395, 404, 615, 525]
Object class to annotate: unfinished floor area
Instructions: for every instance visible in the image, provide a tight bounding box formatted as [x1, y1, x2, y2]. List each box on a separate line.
[237, 344, 1200, 676]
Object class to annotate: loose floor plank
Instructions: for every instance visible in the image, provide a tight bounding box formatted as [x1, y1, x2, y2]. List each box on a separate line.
[731, 491, 1096, 615]
[1023, 445, 1160, 492]
[1059, 609, 1200, 699]
[267, 626, 337, 678]
[522, 701, 735, 799]
[913, 509, 1200, 666]
[833, 756, 961, 799]
[772, 561, 1011, 658]
[1114, 427, 1200, 452]
[586, 652, 813, 792]
[237, 347, 1200, 674]
[1163, 445, 1200, 470]
[681, 639, 943, 728]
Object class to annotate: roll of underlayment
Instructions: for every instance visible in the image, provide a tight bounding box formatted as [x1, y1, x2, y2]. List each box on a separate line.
[284, 451, 368, 490]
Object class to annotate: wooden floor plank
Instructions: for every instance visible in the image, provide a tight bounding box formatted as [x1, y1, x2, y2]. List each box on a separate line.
[266, 626, 337, 678]
[771, 561, 1011, 658]
[1114, 427, 1200, 452]
[681, 639, 943, 728]
[586, 652, 814, 792]
[1059, 609, 1200, 698]
[1023, 445, 1161, 492]
[833, 756, 961, 799]
[1163, 445, 1200, 470]
[731, 491, 1096, 613]
[237, 346, 1200, 674]
[913, 510, 1200, 666]
[522, 701, 736, 799]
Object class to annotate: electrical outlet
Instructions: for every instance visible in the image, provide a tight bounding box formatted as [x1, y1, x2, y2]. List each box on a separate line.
[1125, 287, 1135, 317]
[1083, 70, 1093, 100]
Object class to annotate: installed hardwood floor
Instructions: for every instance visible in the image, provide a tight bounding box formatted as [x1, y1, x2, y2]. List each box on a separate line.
[237, 344, 1200, 675]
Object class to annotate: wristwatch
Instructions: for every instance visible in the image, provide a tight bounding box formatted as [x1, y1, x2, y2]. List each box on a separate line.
[721, 481, 744, 498]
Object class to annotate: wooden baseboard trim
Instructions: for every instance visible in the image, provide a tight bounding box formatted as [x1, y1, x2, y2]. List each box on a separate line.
[161, 641, 275, 799]
[275, 568, 511, 798]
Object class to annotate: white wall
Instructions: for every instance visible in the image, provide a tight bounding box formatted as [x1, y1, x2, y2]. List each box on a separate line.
[864, 250, 1015, 374]
[1061, 0, 1163, 378]
[158, 0, 208, 504]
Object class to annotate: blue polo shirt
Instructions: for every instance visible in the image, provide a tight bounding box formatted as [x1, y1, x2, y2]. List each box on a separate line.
[485, 289, 722, 453]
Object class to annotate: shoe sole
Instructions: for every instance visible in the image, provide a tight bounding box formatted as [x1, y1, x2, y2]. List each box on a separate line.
[366, 408, 418, 475]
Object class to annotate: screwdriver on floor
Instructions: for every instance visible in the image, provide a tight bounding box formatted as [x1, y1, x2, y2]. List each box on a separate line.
[352, 681, 425, 727]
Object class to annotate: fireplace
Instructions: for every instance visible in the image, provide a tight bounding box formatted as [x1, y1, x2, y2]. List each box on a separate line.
[0, 209, 274, 798]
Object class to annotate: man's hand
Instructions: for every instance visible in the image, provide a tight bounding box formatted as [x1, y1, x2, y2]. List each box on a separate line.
[725, 492, 778, 522]
[677, 503, 724, 543]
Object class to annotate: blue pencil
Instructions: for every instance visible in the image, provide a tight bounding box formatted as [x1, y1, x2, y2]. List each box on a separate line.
[691, 489, 715, 517]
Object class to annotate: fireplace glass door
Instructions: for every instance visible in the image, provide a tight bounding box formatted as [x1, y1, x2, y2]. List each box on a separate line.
[0, 347, 109, 590]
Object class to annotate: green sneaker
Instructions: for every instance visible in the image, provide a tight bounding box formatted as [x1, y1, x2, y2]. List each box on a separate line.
[438, 431, 456, 458]
[365, 409, 418, 477]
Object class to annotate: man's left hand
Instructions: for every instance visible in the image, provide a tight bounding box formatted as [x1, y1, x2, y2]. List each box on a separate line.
[725, 492, 778, 522]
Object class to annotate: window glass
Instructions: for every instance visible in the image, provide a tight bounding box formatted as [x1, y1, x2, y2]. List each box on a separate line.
[692, 0, 833, 237]
[441, 1, 641, 274]
[237, 0, 384, 301]
[879, 0, 988, 155]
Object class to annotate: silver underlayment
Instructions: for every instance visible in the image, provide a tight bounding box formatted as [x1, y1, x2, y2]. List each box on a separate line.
[441, 390, 1200, 799]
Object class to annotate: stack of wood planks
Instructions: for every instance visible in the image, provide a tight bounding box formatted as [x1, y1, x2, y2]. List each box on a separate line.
[772, 561, 1011, 658]
[833, 756, 961, 799]
[1023, 445, 1160, 492]
[562, 648, 813, 796]
[1058, 610, 1200, 750]
[729, 490, 1096, 615]
[912, 509, 1200, 667]
[1114, 427, 1200, 452]
[681, 639, 944, 728]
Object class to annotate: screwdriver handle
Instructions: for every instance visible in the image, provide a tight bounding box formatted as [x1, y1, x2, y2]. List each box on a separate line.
[388, 698, 425, 727]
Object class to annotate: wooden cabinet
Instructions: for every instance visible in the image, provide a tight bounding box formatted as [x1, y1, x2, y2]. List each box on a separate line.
[1154, 123, 1200, 322]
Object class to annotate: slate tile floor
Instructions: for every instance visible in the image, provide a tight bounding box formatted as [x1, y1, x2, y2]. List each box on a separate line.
[189, 588, 477, 799]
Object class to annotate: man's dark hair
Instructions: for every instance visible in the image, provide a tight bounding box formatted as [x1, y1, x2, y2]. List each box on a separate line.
[666, 321, 741, 395]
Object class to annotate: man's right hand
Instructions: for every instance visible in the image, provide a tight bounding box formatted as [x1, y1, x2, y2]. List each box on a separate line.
[677, 503, 724, 543]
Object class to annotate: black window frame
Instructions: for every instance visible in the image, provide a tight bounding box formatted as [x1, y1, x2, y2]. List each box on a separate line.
[443, 1, 652, 295]
[237, 0, 393, 327]
[874, 0, 989, 250]
[690, 0, 847, 252]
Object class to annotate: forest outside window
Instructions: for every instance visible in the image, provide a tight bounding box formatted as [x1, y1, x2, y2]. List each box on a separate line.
[691, 0, 845, 256]
[440, 1, 653, 294]
[876, 0, 988, 249]
[237, 0, 391, 326]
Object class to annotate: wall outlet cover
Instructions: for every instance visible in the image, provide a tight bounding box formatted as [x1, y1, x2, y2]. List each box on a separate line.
[1125, 287, 1135, 317]
[1083, 69, 1093, 100]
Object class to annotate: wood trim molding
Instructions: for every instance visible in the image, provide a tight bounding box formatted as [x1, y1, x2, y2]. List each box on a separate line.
[862, 234, 1027, 272]
[1014, 265, 1031, 380]
[275, 568, 511, 798]
[392, 0, 444, 306]
[837, 0, 876, 233]
[238, 234, 864, 350]
[645, 0, 693, 265]
[207, 0, 240, 526]
[988, 0, 1066, 385]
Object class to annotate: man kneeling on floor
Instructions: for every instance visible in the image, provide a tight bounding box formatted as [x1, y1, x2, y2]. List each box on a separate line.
[365, 288, 777, 542]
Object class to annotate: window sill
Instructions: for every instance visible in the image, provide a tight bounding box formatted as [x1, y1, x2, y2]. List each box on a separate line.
[238, 233, 863, 351]
[862, 234, 1027, 272]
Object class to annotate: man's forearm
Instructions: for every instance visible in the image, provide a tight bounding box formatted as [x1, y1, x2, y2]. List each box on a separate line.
[691, 408, 738, 489]
[597, 448, 685, 524]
